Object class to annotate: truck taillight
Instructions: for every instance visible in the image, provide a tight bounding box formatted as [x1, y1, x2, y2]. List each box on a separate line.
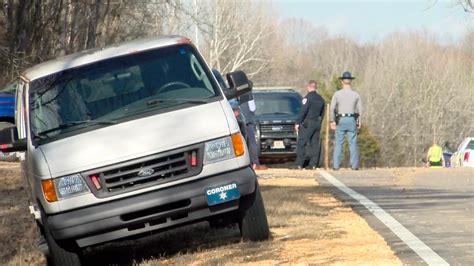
[464, 152, 470, 162]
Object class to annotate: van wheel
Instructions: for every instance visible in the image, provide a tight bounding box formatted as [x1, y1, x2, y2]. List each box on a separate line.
[43, 217, 82, 266]
[238, 183, 270, 241]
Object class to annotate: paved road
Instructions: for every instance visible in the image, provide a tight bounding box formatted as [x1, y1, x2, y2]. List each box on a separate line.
[315, 167, 474, 265]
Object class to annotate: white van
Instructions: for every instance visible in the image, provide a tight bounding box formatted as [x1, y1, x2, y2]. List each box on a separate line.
[0, 36, 269, 265]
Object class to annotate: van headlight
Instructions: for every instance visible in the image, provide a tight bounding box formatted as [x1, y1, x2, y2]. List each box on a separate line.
[204, 133, 245, 164]
[42, 174, 90, 202]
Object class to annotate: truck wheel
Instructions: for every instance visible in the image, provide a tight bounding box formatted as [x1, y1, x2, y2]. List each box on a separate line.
[43, 217, 82, 266]
[238, 183, 270, 241]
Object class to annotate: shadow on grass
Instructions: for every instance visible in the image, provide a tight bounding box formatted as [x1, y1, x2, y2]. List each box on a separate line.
[84, 183, 347, 265]
[83, 222, 243, 265]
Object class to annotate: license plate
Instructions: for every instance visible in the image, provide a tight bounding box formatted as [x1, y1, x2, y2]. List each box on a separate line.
[272, 140, 285, 149]
[206, 182, 240, 206]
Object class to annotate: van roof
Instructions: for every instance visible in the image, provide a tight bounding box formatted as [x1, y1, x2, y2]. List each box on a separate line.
[21, 35, 190, 82]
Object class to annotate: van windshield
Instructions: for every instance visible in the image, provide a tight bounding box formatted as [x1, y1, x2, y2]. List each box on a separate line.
[29, 44, 220, 140]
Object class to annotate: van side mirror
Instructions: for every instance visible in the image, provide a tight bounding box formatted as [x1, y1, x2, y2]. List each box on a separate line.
[224, 71, 252, 99]
[0, 126, 26, 153]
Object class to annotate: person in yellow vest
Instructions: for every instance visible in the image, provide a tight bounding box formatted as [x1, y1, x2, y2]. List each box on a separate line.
[426, 141, 445, 168]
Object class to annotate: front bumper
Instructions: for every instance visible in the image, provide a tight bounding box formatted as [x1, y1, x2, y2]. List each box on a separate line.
[258, 137, 298, 158]
[46, 166, 256, 247]
[259, 151, 297, 157]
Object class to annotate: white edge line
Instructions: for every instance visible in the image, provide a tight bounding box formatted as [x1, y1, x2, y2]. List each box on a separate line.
[318, 170, 449, 266]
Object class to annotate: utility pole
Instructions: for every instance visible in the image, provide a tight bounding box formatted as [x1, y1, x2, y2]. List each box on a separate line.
[325, 103, 330, 169]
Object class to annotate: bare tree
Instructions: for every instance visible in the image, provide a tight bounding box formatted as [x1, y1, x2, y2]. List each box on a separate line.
[200, 0, 276, 77]
[0, 0, 194, 85]
[458, 0, 474, 12]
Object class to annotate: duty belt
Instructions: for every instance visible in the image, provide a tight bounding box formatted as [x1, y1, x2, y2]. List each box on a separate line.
[338, 113, 356, 117]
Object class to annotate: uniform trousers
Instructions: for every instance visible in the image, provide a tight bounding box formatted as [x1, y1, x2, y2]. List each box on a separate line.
[295, 120, 321, 167]
[333, 117, 359, 169]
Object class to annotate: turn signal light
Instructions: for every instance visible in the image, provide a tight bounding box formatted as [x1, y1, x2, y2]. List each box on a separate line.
[231, 133, 245, 157]
[41, 179, 58, 202]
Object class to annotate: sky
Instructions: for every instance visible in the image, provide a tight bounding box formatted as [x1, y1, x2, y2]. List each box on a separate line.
[274, 0, 473, 44]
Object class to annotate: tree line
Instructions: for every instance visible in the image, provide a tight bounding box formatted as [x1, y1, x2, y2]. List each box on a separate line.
[0, 0, 472, 167]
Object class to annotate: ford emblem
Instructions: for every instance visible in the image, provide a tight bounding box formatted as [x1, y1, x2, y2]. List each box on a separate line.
[138, 168, 155, 177]
[272, 125, 283, 131]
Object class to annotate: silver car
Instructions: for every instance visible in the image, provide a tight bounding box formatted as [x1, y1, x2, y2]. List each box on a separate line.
[0, 36, 269, 265]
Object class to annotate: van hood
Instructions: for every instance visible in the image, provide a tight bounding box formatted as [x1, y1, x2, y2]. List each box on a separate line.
[39, 100, 231, 177]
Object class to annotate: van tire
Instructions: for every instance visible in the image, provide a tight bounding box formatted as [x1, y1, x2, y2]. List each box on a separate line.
[238, 183, 270, 241]
[43, 217, 82, 266]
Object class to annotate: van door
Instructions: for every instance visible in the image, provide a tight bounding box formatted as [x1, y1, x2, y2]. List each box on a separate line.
[14, 80, 27, 139]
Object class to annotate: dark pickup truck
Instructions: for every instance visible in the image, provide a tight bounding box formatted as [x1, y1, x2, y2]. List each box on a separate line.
[253, 88, 302, 161]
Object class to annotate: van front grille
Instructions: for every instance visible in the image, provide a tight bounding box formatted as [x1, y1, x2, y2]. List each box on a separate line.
[82, 144, 203, 197]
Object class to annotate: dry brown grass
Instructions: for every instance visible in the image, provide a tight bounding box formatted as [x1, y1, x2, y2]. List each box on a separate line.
[0, 165, 401, 265]
[0, 162, 44, 265]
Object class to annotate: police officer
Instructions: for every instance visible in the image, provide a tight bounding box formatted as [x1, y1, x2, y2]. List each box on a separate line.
[330, 71, 362, 170]
[295, 80, 325, 169]
[240, 94, 268, 170]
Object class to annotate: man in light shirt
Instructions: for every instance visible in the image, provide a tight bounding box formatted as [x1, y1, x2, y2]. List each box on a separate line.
[330, 71, 362, 170]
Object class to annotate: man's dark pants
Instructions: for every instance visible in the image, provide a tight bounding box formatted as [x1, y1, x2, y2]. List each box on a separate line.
[295, 120, 321, 167]
[245, 123, 260, 165]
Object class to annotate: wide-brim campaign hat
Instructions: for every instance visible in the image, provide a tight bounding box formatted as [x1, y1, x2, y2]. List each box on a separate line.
[339, 71, 355, 80]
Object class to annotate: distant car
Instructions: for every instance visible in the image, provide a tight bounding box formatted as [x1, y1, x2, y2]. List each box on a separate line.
[253, 88, 303, 161]
[450, 137, 474, 167]
[0, 83, 16, 161]
[0, 82, 16, 130]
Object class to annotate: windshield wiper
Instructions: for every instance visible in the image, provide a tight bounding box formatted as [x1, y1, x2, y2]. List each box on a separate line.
[38, 120, 117, 136]
[259, 112, 295, 115]
[146, 98, 209, 106]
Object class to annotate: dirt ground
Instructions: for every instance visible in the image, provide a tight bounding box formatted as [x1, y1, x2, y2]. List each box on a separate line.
[0, 162, 401, 265]
[0, 162, 45, 265]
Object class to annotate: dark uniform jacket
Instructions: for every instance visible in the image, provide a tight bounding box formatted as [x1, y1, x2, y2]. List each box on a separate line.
[296, 91, 325, 127]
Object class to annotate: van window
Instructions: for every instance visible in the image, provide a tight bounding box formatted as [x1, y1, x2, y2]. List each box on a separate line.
[466, 140, 474, 150]
[29, 44, 221, 140]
